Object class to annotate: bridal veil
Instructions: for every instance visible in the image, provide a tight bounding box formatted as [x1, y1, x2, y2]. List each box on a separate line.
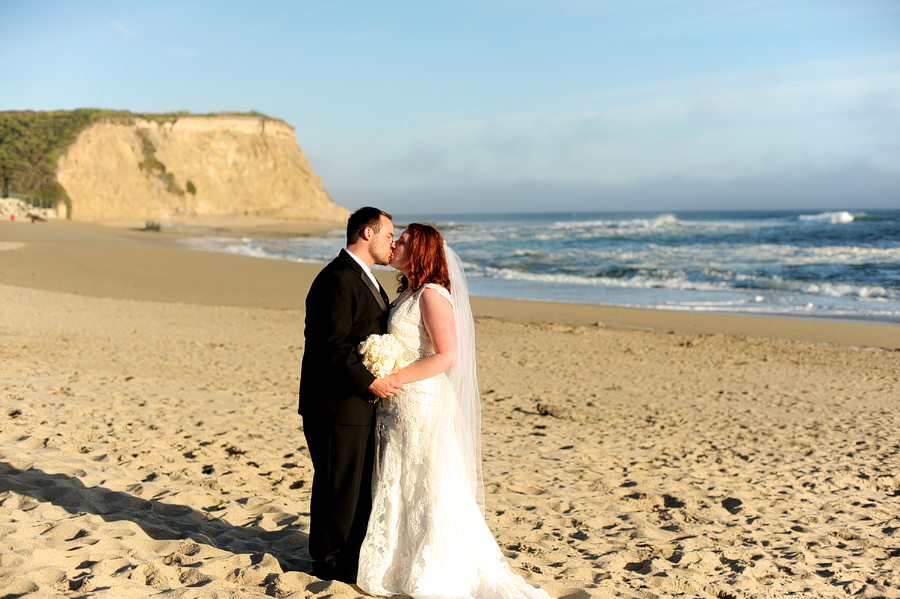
[443, 244, 485, 514]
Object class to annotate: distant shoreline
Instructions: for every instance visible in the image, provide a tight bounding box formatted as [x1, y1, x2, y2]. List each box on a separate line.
[125, 212, 900, 332]
[99, 217, 343, 238]
[114, 215, 900, 337]
[1, 218, 897, 349]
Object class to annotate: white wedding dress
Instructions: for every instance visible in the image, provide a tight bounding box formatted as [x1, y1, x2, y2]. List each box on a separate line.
[357, 284, 550, 599]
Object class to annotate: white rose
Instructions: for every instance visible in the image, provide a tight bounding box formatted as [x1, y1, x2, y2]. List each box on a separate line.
[358, 334, 405, 378]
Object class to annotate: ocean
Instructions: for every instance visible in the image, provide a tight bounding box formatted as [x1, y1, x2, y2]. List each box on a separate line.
[177, 210, 900, 325]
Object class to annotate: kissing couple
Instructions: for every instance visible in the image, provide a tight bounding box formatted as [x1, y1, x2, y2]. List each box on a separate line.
[299, 207, 550, 599]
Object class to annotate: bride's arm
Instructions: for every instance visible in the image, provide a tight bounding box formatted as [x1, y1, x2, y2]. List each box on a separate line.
[394, 287, 457, 385]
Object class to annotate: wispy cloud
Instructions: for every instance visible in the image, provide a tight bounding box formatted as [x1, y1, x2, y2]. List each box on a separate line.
[105, 19, 137, 37]
[334, 54, 900, 189]
[670, 0, 784, 29]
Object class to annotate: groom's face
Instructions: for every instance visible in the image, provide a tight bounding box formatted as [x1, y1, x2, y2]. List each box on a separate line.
[368, 216, 395, 266]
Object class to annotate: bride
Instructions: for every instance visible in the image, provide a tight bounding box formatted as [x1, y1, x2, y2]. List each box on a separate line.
[357, 224, 550, 599]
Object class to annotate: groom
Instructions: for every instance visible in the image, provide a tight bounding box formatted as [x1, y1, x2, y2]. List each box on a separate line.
[298, 206, 402, 583]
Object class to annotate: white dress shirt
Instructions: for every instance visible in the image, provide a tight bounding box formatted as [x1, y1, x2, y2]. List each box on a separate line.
[342, 248, 382, 291]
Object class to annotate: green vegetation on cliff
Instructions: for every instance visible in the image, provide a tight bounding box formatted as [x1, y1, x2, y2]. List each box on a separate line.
[0, 110, 123, 212]
[0, 109, 276, 217]
[135, 128, 185, 196]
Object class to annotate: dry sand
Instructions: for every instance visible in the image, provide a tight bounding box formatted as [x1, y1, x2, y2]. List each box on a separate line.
[1, 219, 898, 599]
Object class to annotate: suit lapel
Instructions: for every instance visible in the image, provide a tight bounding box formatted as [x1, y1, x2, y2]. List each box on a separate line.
[360, 271, 388, 312]
[339, 249, 388, 312]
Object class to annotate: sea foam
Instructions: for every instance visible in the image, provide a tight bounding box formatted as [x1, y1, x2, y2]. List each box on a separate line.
[174, 209, 900, 323]
[799, 211, 855, 224]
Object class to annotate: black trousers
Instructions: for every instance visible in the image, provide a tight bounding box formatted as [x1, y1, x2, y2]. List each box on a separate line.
[302, 416, 375, 582]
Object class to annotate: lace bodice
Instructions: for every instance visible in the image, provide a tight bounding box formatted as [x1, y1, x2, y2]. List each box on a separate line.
[388, 284, 453, 369]
[377, 284, 453, 467]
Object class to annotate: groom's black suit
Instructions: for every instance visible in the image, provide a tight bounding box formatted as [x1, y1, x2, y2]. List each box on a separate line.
[299, 249, 390, 582]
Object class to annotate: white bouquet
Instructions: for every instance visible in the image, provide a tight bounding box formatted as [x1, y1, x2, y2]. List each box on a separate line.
[358, 333, 405, 379]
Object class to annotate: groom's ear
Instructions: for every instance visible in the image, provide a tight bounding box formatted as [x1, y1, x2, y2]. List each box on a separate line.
[359, 226, 374, 241]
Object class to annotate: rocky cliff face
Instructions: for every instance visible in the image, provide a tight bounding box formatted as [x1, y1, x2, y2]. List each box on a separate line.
[56, 115, 349, 222]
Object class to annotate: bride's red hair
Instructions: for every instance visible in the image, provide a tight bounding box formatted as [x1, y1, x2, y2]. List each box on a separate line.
[397, 223, 451, 294]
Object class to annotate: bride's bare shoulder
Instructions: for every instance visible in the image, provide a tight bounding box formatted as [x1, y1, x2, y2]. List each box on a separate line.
[420, 284, 452, 306]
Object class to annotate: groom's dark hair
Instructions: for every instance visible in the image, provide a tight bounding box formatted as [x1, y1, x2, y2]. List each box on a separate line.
[347, 206, 392, 245]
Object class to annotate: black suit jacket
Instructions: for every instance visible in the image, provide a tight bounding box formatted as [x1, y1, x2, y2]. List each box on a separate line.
[299, 250, 390, 425]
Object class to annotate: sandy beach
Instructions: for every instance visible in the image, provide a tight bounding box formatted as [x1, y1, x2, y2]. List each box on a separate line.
[1, 219, 898, 599]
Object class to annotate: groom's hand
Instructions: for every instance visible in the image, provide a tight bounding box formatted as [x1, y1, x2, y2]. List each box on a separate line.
[369, 375, 403, 398]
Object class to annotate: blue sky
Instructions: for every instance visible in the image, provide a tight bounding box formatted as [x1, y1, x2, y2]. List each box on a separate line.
[2, 0, 899, 214]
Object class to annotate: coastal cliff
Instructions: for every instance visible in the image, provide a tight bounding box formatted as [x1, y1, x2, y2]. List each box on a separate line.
[52, 114, 348, 222]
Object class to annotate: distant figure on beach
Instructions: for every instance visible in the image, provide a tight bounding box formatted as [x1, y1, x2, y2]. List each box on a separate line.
[298, 207, 402, 583]
[356, 223, 551, 599]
